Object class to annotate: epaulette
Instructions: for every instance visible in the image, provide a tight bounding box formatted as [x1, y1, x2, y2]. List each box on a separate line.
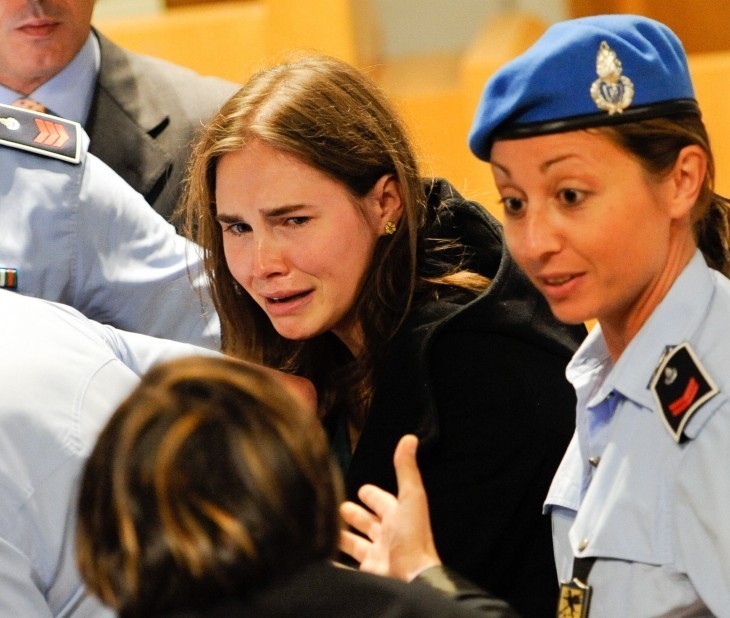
[0, 102, 81, 164]
[650, 342, 719, 442]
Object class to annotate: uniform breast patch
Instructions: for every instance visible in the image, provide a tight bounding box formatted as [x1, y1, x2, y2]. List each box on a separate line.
[0, 268, 17, 290]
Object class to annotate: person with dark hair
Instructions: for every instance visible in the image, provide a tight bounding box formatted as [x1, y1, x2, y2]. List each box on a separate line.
[341, 14, 730, 617]
[75, 355, 514, 618]
[181, 53, 585, 616]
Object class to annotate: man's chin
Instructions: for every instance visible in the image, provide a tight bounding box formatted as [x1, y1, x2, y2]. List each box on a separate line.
[2, 56, 67, 93]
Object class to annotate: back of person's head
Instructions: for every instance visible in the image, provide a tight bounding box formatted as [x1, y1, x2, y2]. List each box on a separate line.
[182, 54, 423, 365]
[76, 355, 342, 617]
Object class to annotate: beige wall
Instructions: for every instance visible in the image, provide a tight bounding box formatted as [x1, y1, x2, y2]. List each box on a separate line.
[94, 0, 567, 58]
[94, 0, 162, 19]
[371, 0, 565, 58]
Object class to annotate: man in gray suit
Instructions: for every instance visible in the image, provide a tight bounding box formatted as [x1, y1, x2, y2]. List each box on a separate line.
[0, 0, 238, 222]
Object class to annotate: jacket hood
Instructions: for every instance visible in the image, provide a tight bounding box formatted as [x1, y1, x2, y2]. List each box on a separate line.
[421, 177, 503, 280]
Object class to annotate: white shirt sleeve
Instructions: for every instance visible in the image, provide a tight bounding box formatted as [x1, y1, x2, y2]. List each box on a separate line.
[95, 322, 222, 378]
[0, 359, 135, 618]
[0, 537, 54, 618]
[72, 152, 221, 350]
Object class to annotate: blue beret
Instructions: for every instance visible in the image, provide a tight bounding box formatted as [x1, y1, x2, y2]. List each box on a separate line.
[468, 14, 698, 161]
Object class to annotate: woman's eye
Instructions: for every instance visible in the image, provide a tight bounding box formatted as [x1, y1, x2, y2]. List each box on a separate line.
[225, 222, 251, 235]
[500, 196, 525, 216]
[286, 216, 310, 227]
[558, 188, 586, 206]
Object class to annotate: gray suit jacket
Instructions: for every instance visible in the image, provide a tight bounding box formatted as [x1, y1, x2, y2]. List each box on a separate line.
[86, 31, 239, 222]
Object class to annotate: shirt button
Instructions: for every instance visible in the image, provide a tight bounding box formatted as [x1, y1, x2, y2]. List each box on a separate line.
[578, 538, 590, 552]
[588, 456, 601, 467]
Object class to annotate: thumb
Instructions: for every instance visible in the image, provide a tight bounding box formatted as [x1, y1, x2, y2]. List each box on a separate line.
[393, 434, 425, 499]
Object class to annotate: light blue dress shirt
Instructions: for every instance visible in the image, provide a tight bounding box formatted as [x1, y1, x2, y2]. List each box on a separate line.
[0, 289, 219, 616]
[0, 32, 98, 123]
[546, 250, 730, 616]
[0, 116, 220, 349]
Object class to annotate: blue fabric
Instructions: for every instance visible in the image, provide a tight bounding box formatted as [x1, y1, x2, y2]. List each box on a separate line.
[545, 251, 730, 616]
[0, 118, 220, 350]
[469, 14, 696, 161]
[0, 290, 218, 616]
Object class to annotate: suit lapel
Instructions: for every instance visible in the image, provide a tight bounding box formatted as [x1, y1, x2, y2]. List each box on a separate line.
[85, 30, 171, 198]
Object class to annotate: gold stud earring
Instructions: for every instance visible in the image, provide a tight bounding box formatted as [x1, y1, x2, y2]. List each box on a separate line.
[384, 221, 396, 235]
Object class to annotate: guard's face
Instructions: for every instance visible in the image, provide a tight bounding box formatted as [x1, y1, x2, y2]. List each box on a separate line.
[0, 0, 95, 94]
[215, 139, 388, 356]
[491, 130, 682, 341]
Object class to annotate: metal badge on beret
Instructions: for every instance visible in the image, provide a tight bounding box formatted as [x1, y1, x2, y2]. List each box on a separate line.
[590, 41, 634, 115]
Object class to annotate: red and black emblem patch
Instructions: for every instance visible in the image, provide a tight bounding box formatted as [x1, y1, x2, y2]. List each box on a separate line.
[650, 343, 718, 442]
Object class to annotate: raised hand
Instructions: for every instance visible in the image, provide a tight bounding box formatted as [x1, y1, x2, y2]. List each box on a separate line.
[339, 434, 442, 581]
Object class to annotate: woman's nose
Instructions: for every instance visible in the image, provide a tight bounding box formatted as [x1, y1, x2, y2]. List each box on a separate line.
[507, 205, 563, 266]
[251, 234, 287, 278]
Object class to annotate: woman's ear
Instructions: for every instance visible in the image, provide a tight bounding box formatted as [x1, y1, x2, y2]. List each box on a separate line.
[368, 174, 403, 233]
[666, 145, 707, 220]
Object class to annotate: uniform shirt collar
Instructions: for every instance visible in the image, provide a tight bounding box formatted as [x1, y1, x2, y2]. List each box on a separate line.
[0, 32, 99, 124]
[568, 250, 714, 411]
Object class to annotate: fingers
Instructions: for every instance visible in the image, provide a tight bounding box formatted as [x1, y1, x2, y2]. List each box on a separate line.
[357, 483, 398, 519]
[340, 500, 380, 539]
[339, 529, 372, 565]
[393, 434, 426, 500]
[339, 502, 390, 576]
[339, 436, 439, 583]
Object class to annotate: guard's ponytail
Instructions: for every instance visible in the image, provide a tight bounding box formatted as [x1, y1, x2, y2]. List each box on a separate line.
[695, 195, 730, 276]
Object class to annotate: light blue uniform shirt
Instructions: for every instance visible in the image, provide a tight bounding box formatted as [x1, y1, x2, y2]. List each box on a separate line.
[0, 116, 220, 349]
[546, 250, 730, 616]
[0, 289, 219, 616]
[0, 32, 98, 124]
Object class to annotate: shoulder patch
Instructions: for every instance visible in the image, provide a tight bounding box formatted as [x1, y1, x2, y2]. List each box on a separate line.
[650, 343, 719, 443]
[0, 103, 81, 164]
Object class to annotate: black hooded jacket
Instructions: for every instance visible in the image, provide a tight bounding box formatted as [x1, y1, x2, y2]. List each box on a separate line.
[340, 179, 585, 617]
